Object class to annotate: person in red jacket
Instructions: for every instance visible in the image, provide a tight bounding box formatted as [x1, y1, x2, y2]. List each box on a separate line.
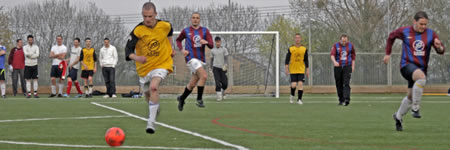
[8, 39, 27, 96]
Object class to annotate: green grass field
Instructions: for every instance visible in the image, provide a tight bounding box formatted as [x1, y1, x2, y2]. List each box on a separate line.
[0, 94, 449, 150]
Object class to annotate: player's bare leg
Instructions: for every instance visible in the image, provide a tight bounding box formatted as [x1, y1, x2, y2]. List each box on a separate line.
[195, 67, 207, 107]
[290, 82, 297, 103]
[88, 76, 94, 98]
[146, 77, 162, 134]
[177, 72, 199, 111]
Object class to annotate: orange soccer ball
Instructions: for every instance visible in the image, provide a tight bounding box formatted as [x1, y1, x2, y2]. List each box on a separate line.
[105, 127, 125, 147]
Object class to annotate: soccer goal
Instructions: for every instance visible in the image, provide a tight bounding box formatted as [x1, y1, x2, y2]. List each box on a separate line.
[164, 31, 280, 98]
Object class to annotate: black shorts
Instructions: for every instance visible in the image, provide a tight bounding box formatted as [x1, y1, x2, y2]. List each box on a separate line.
[50, 65, 62, 78]
[24, 65, 39, 79]
[290, 74, 305, 82]
[400, 64, 420, 88]
[68, 68, 78, 81]
[0, 69, 5, 80]
[81, 70, 94, 79]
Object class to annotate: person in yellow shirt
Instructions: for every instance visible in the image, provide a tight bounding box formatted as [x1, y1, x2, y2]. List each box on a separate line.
[285, 33, 309, 104]
[125, 2, 174, 134]
[79, 38, 97, 98]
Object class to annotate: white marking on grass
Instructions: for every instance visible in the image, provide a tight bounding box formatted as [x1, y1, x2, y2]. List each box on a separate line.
[0, 115, 127, 123]
[91, 102, 249, 150]
[0, 140, 226, 150]
[97, 100, 450, 104]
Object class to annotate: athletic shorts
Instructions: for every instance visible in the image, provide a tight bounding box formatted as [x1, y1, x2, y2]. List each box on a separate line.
[290, 74, 305, 82]
[24, 65, 39, 79]
[81, 70, 94, 79]
[186, 58, 206, 74]
[68, 68, 78, 81]
[400, 64, 420, 88]
[50, 65, 62, 78]
[139, 69, 169, 85]
[0, 69, 5, 80]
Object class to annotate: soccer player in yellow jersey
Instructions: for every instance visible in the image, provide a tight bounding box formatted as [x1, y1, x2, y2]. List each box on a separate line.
[285, 33, 309, 104]
[79, 38, 97, 98]
[125, 2, 174, 134]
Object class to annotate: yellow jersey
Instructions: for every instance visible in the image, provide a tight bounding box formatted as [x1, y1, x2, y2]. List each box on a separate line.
[125, 20, 174, 77]
[80, 48, 97, 70]
[285, 45, 309, 74]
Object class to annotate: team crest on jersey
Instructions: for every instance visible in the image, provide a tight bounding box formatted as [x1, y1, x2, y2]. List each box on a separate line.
[146, 39, 160, 56]
[412, 40, 425, 56]
[193, 35, 202, 47]
[341, 51, 347, 60]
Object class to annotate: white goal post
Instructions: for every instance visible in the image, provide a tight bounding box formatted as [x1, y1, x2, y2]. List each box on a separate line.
[173, 31, 280, 98]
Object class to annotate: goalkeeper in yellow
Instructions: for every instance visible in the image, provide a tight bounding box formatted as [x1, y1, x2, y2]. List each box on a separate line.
[285, 33, 309, 104]
[125, 2, 174, 134]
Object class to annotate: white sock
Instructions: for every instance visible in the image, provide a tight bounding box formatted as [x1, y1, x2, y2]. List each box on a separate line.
[396, 96, 412, 120]
[33, 80, 38, 93]
[88, 86, 93, 94]
[51, 85, 56, 94]
[1, 83, 5, 96]
[26, 80, 31, 93]
[58, 83, 64, 94]
[412, 79, 426, 111]
[140, 83, 145, 95]
[147, 101, 160, 129]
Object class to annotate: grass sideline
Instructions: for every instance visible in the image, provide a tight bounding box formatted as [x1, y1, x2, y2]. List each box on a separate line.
[0, 94, 449, 150]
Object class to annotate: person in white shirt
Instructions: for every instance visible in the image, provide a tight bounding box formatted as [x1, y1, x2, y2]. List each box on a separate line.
[99, 38, 118, 98]
[23, 35, 40, 98]
[49, 35, 67, 97]
[63, 38, 84, 98]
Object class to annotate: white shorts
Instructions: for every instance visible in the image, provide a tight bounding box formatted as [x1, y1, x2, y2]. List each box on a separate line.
[139, 69, 169, 84]
[187, 58, 206, 74]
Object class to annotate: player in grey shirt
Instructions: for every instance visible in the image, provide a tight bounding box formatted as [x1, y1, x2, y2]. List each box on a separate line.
[210, 37, 229, 101]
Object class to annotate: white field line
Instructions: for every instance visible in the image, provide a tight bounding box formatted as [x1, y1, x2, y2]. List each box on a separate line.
[91, 102, 249, 150]
[0, 140, 227, 150]
[97, 100, 450, 104]
[0, 115, 127, 123]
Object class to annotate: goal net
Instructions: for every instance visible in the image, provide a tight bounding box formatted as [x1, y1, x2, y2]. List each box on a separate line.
[160, 31, 280, 98]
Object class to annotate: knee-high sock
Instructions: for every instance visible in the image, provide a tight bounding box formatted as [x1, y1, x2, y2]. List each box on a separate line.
[26, 80, 31, 93]
[298, 90, 303, 100]
[88, 85, 93, 94]
[66, 81, 72, 95]
[84, 86, 89, 95]
[290, 87, 296, 97]
[74, 81, 83, 94]
[412, 79, 426, 111]
[1, 83, 5, 96]
[197, 86, 204, 100]
[180, 87, 192, 100]
[58, 83, 64, 94]
[396, 96, 412, 120]
[147, 101, 160, 128]
[33, 80, 38, 94]
[51, 85, 56, 94]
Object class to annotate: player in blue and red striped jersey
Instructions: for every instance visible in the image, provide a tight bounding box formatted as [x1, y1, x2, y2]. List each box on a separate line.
[384, 11, 445, 131]
[176, 12, 214, 111]
[330, 34, 356, 106]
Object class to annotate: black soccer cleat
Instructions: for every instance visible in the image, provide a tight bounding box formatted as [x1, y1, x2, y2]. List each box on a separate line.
[57, 94, 63, 98]
[393, 114, 403, 131]
[196, 99, 205, 108]
[344, 100, 350, 106]
[49, 94, 57, 98]
[146, 128, 155, 134]
[177, 96, 185, 111]
[412, 110, 421, 118]
[338, 102, 344, 106]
